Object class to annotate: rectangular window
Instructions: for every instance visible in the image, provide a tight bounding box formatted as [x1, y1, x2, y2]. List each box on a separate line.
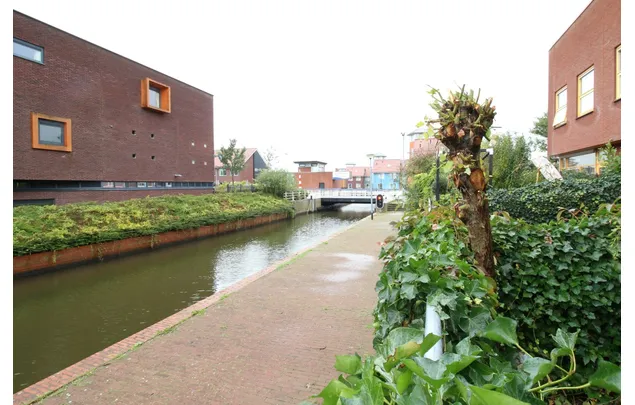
[616, 45, 621, 100]
[127, 182, 137, 188]
[356, 176, 361, 181]
[101, 182, 114, 188]
[356, 183, 362, 189]
[219, 168, 227, 176]
[553, 86, 567, 127]
[114, 182, 126, 188]
[147, 182, 155, 188]
[137, 182, 147, 188]
[149, 86, 161, 108]
[14, 38, 43, 64]
[31, 113, 72, 152]
[562, 151, 598, 175]
[347, 183, 352, 189]
[577, 66, 594, 116]
[166, 182, 172, 188]
[141, 78, 171, 113]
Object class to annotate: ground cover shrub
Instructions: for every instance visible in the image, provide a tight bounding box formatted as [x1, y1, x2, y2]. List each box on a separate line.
[492, 203, 621, 372]
[13, 193, 293, 256]
[488, 173, 620, 224]
[308, 208, 620, 404]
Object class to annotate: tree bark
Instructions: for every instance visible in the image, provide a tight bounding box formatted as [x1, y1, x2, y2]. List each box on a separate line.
[429, 87, 497, 277]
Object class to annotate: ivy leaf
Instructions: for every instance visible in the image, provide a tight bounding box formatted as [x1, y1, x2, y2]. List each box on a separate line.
[395, 369, 413, 394]
[316, 379, 356, 405]
[335, 354, 362, 375]
[551, 329, 579, 352]
[419, 333, 442, 356]
[469, 385, 531, 405]
[588, 360, 621, 394]
[521, 357, 554, 384]
[456, 337, 483, 357]
[380, 327, 424, 359]
[459, 308, 492, 337]
[440, 352, 479, 374]
[482, 317, 519, 346]
[403, 357, 452, 390]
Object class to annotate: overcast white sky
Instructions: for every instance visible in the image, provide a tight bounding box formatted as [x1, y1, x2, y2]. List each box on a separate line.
[14, 0, 591, 172]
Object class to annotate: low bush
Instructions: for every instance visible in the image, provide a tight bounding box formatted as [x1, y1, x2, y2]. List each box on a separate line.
[309, 207, 620, 404]
[255, 169, 298, 197]
[13, 193, 293, 256]
[488, 173, 620, 223]
[492, 203, 621, 371]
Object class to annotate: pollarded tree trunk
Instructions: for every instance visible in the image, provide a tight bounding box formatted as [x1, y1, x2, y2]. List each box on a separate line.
[428, 86, 496, 277]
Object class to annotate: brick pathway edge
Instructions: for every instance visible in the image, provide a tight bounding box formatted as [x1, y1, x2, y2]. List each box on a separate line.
[13, 213, 374, 405]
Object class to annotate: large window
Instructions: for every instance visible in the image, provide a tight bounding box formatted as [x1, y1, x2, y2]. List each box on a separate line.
[31, 113, 72, 152]
[141, 78, 171, 113]
[14, 38, 43, 64]
[577, 66, 594, 116]
[616, 45, 621, 100]
[219, 168, 227, 176]
[553, 86, 567, 127]
[560, 150, 599, 175]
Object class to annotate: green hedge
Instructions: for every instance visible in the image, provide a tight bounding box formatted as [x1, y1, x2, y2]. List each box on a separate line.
[13, 193, 294, 256]
[492, 205, 621, 371]
[488, 173, 620, 223]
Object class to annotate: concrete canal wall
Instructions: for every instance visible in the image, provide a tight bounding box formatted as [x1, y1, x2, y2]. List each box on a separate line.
[14, 212, 290, 276]
[292, 198, 322, 215]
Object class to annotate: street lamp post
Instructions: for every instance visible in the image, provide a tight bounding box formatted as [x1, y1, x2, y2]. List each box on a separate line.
[367, 154, 374, 220]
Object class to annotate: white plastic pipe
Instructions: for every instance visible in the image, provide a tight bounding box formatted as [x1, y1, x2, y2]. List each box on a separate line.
[424, 303, 443, 361]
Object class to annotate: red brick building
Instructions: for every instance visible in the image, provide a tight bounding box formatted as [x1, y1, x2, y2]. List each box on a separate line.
[409, 138, 441, 158]
[342, 165, 370, 189]
[13, 11, 215, 206]
[213, 148, 267, 184]
[547, 0, 620, 175]
[293, 161, 335, 189]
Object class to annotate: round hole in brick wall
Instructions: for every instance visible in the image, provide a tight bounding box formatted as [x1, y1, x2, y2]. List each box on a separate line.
[150, 134, 155, 139]
[192, 160, 196, 164]
[132, 130, 136, 135]
[132, 154, 136, 158]
[151, 156, 156, 160]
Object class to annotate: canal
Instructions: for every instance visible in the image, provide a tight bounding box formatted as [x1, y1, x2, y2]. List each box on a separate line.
[13, 206, 369, 393]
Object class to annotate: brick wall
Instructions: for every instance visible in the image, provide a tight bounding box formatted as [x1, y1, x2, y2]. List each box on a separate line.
[216, 156, 255, 183]
[547, 0, 621, 157]
[13, 11, 215, 188]
[295, 172, 334, 189]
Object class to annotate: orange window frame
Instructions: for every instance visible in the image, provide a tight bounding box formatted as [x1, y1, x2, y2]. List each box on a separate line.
[141, 78, 171, 113]
[31, 112, 72, 152]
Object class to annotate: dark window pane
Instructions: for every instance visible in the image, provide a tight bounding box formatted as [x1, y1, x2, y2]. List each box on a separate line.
[149, 86, 161, 108]
[13, 39, 43, 63]
[80, 181, 101, 188]
[126, 182, 137, 188]
[38, 119, 64, 145]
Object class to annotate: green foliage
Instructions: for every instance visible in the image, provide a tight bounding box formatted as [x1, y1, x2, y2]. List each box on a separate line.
[488, 132, 536, 190]
[529, 112, 548, 152]
[404, 155, 450, 210]
[488, 174, 620, 224]
[598, 142, 621, 176]
[13, 193, 293, 256]
[492, 204, 621, 373]
[255, 169, 298, 197]
[310, 207, 620, 404]
[218, 139, 247, 185]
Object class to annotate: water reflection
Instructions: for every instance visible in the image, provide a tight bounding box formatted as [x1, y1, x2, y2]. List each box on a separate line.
[13, 206, 368, 392]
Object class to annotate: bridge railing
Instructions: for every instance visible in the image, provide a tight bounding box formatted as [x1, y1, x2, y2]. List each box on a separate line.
[304, 189, 404, 200]
[283, 190, 310, 201]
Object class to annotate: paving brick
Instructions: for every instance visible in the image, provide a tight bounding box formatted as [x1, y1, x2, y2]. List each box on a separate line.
[17, 213, 400, 405]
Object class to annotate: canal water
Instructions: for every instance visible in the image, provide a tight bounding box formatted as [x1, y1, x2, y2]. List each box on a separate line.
[13, 206, 370, 393]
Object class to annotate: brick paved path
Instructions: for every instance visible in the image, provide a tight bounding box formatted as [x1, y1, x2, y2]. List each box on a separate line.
[35, 212, 401, 405]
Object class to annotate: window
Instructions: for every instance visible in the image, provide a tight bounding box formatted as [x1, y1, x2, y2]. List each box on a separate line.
[577, 66, 594, 116]
[356, 176, 361, 181]
[149, 86, 161, 108]
[137, 182, 147, 188]
[166, 182, 172, 188]
[553, 86, 567, 127]
[347, 183, 352, 189]
[560, 151, 598, 175]
[14, 38, 43, 64]
[219, 168, 227, 176]
[356, 183, 362, 189]
[101, 182, 114, 188]
[616, 45, 621, 100]
[141, 78, 171, 113]
[31, 113, 72, 152]
[114, 182, 126, 188]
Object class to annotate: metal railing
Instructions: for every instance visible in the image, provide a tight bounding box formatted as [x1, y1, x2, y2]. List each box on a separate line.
[283, 190, 310, 201]
[305, 189, 404, 200]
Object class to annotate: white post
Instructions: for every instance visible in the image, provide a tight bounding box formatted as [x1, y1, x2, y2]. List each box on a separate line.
[423, 304, 443, 360]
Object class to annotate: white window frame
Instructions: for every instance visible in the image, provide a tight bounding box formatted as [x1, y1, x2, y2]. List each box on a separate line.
[13, 38, 44, 64]
[219, 168, 227, 176]
[553, 86, 567, 127]
[616, 45, 621, 100]
[577, 66, 594, 117]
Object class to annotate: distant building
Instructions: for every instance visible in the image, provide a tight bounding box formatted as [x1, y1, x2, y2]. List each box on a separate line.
[293, 161, 334, 189]
[214, 148, 267, 184]
[13, 11, 215, 206]
[340, 164, 370, 189]
[409, 138, 441, 158]
[371, 159, 404, 190]
[547, 0, 620, 175]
